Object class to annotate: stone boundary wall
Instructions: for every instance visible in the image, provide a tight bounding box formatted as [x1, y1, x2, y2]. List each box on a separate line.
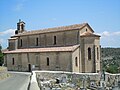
[33, 70, 120, 89]
[29, 71, 40, 90]
[0, 66, 10, 80]
[0, 66, 7, 72]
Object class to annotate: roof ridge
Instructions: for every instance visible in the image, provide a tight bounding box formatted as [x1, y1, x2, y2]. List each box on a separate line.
[28, 23, 87, 32]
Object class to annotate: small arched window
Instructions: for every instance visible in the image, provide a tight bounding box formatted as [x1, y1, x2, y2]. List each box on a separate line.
[75, 57, 78, 67]
[88, 47, 91, 60]
[21, 24, 24, 30]
[47, 57, 49, 66]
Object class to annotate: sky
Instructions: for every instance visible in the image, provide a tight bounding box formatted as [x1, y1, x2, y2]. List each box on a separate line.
[0, 0, 120, 48]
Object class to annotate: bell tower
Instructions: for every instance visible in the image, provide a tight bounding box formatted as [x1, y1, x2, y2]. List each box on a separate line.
[15, 19, 25, 34]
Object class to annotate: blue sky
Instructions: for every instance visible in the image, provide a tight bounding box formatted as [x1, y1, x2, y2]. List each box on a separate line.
[0, 0, 120, 48]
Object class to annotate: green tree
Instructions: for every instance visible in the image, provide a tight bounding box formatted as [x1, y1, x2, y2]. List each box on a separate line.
[106, 65, 118, 74]
[0, 44, 4, 66]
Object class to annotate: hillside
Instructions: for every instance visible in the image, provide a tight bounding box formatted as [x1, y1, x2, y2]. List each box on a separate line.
[101, 48, 120, 73]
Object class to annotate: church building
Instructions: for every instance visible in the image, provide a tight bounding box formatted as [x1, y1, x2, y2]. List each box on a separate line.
[4, 20, 101, 73]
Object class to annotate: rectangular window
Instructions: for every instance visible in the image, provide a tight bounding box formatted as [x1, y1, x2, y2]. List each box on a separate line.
[47, 57, 49, 66]
[20, 39, 22, 47]
[88, 47, 91, 60]
[12, 58, 14, 65]
[36, 38, 38, 46]
[75, 57, 78, 67]
[36, 55, 39, 65]
[97, 47, 99, 60]
[54, 36, 56, 45]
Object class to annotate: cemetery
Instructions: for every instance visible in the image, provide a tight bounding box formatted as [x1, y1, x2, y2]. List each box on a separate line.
[30, 71, 120, 90]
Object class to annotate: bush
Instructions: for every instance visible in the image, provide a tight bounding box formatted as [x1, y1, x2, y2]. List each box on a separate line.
[106, 65, 118, 74]
[0, 45, 4, 66]
[0, 53, 4, 66]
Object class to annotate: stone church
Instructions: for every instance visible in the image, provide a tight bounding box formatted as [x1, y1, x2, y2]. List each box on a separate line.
[4, 20, 101, 73]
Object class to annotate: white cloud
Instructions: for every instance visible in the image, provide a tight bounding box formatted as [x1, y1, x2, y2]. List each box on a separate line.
[113, 31, 120, 35]
[0, 32, 2, 35]
[0, 29, 15, 36]
[14, 3, 23, 11]
[51, 18, 57, 21]
[0, 29, 15, 48]
[97, 31, 120, 37]
[13, 0, 27, 11]
[97, 31, 120, 47]
[102, 31, 110, 37]
[0, 38, 4, 44]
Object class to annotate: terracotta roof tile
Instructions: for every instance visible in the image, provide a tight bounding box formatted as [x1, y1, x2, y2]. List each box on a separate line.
[13, 23, 87, 36]
[2, 49, 8, 53]
[8, 37, 18, 40]
[4, 45, 80, 54]
[80, 32, 100, 37]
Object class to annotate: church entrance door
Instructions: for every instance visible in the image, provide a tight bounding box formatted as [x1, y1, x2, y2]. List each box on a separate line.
[28, 64, 31, 72]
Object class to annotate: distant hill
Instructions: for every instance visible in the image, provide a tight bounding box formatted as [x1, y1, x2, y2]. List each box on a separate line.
[101, 48, 120, 57]
[101, 48, 120, 73]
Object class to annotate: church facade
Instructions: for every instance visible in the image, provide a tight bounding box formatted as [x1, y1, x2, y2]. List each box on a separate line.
[4, 20, 101, 73]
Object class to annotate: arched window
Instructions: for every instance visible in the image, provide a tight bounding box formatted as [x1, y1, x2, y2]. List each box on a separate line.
[21, 24, 24, 30]
[97, 47, 99, 60]
[75, 57, 78, 67]
[15, 30, 18, 34]
[36, 38, 38, 46]
[12, 58, 14, 65]
[88, 47, 91, 60]
[54, 36, 56, 45]
[47, 57, 49, 66]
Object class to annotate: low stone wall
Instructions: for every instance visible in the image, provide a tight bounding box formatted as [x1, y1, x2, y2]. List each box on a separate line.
[34, 71, 120, 89]
[0, 66, 10, 80]
[29, 71, 40, 90]
[0, 66, 8, 72]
